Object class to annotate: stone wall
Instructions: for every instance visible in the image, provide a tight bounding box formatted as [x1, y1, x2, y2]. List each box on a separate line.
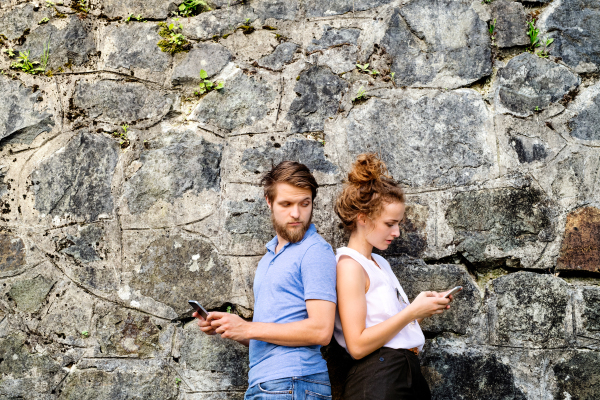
[0, 0, 599, 398]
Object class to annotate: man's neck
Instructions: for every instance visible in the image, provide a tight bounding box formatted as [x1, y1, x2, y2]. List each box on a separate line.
[275, 235, 289, 254]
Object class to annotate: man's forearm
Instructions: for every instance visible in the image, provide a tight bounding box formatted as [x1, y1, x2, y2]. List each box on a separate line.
[247, 318, 331, 347]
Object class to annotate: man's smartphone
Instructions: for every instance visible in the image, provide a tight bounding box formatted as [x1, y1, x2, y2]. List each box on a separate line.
[188, 300, 208, 319]
[443, 286, 463, 298]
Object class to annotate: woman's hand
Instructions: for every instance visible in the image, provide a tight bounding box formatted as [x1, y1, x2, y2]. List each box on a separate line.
[406, 291, 451, 320]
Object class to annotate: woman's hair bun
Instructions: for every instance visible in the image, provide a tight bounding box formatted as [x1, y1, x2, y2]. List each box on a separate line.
[347, 153, 390, 185]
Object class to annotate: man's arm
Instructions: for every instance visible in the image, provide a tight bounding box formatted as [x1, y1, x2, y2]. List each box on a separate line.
[208, 299, 336, 347]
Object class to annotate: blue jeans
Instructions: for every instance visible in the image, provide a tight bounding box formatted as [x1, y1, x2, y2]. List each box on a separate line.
[244, 372, 332, 400]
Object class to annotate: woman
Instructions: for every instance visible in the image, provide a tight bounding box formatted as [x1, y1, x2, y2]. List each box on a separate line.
[334, 153, 452, 400]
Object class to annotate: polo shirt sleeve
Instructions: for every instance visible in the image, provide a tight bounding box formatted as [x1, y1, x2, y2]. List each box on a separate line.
[300, 242, 337, 303]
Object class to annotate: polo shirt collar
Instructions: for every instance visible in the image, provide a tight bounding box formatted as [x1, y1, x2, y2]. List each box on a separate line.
[265, 223, 317, 254]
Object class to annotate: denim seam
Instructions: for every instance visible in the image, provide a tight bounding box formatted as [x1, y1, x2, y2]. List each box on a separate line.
[294, 377, 331, 386]
[257, 381, 293, 394]
[304, 389, 332, 399]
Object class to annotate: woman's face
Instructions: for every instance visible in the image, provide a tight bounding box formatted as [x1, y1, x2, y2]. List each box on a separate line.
[362, 201, 405, 251]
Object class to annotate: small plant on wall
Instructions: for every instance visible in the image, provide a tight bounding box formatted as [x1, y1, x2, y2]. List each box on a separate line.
[178, 0, 211, 17]
[195, 69, 224, 95]
[157, 18, 191, 54]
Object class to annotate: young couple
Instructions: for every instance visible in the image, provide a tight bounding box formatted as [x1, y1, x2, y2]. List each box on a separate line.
[193, 154, 453, 400]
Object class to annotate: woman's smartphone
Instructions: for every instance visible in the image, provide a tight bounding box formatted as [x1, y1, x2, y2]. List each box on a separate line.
[188, 300, 209, 319]
[443, 286, 463, 298]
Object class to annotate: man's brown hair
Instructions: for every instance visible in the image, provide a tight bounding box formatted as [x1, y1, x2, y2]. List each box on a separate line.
[261, 161, 319, 202]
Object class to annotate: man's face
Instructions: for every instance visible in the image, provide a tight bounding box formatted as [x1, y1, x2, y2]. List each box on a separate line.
[266, 182, 313, 243]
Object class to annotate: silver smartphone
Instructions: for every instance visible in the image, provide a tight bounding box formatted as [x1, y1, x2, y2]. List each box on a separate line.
[443, 286, 463, 298]
[188, 300, 209, 319]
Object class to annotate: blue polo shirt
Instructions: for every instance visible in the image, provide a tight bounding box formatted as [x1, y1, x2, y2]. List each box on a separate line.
[248, 224, 337, 387]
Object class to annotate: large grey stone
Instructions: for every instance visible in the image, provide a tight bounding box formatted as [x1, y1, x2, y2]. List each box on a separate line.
[100, 0, 177, 20]
[381, 4, 491, 88]
[286, 65, 348, 133]
[181, 4, 256, 40]
[0, 76, 54, 146]
[304, 0, 394, 18]
[0, 3, 52, 40]
[421, 344, 527, 400]
[307, 26, 360, 53]
[251, 0, 300, 21]
[389, 256, 482, 335]
[0, 232, 26, 274]
[224, 194, 274, 246]
[489, 272, 570, 347]
[446, 186, 555, 265]
[31, 132, 119, 221]
[72, 80, 173, 124]
[343, 90, 493, 188]
[57, 224, 104, 263]
[8, 275, 54, 313]
[491, 0, 529, 48]
[539, 0, 600, 73]
[191, 73, 276, 131]
[103, 23, 171, 73]
[494, 53, 580, 117]
[124, 131, 222, 214]
[552, 351, 600, 399]
[256, 42, 297, 71]
[581, 287, 600, 332]
[171, 43, 232, 86]
[17, 15, 96, 69]
[128, 234, 231, 315]
[241, 138, 337, 175]
[567, 82, 600, 141]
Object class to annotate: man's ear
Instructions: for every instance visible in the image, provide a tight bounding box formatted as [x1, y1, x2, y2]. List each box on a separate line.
[265, 196, 272, 210]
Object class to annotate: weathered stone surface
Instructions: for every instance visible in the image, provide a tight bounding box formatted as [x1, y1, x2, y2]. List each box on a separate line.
[343, 90, 493, 188]
[172, 43, 232, 85]
[287, 65, 348, 133]
[31, 132, 119, 221]
[100, 0, 177, 20]
[376, 204, 428, 258]
[191, 73, 276, 131]
[446, 186, 555, 265]
[0, 3, 51, 40]
[102, 23, 171, 73]
[241, 138, 337, 175]
[0, 76, 54, 145]
[17, 15, 96, 69]
[57, 224, 103, 263]
[181, 4, 256, 40]
[129, 234, 230, 315]
[178, 322, 249, 391]
[494, 53, 580, 117]
[224, 192, 274, 247]
[8, 275, 54, 313]
[0, 232, 26, 274]
[552, 351, 600, 399]
[304, 0, 394, 18]
[389, 256, 481, 335]
[539, 0, 600, 73]
[557, 207, 600, 273]
[551, 153, 587, 200]
[567, 82, 600, 141]
[72, 80, 173, 124]
[581, 287, 600, 332]
[318, 45, 358, 74]
[491, 0, 528, 48]
[252, 0, 300, 21]
[381, 4, 491, 88]
[421, 344, 527, 400]
[58, 359, 178, 400]
[256, 42, 297, 71]
[509, 134, 549, 164]
[307, 26, 360, 53]
[124, 131, 222, 214]
[489, 272, 569, 347]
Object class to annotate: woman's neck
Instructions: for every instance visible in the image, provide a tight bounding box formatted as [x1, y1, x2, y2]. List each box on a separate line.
[347, 231, 374, 260]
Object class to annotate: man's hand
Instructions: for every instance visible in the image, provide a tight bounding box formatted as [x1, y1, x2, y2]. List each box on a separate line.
[192, 311, 217, 335]
[209, 312, 251, 341]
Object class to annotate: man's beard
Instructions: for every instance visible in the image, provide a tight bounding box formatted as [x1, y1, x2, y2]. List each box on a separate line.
[271, 212, 312, 243]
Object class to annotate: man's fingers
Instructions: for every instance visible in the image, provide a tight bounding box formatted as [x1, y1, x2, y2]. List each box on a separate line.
[215, 326, 226, 334]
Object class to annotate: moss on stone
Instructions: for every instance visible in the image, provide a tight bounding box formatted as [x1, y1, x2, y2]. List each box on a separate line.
[157, 22, 191, 55]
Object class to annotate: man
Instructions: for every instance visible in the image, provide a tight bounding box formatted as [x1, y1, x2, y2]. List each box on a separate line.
[193, 161, 337, 399]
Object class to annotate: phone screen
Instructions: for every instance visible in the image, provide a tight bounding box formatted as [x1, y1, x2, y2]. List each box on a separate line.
[188, 300, 208, 319]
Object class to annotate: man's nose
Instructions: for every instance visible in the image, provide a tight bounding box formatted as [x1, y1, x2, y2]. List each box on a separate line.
[290, 204, 300, 219]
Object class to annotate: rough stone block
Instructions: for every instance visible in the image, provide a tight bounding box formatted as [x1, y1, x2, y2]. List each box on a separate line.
[389, 256, 482, 335]
[573, 286, 600, 349]
[0, 232, 26, 276]
[100, 0, 177, 20]
[172, 43, 232, 86]
[101, 22, 171, 74]
[0, 3, 52, 40]
[304, 0, 394, 18]
[488, 271, 571, 348]
[493, 53, 580, 117]
[181, 4, 256, 40]
[286, 65, 348, 133]
[8, 275, 54, 313]
[257, 42, 297, 71]
[491, 0, 528, 48]
[251, 0, 300, 21]
[0, 75, 54, 145]
[551, 351, 600, 399]
[566, 81, 600, 142]
[338, 89, 494, 188]
[539, 0, 600, 73]
[381, 3, 491, 89]
[30, 131, 119, 221]
[556, 207, 600, 273]
[307, 27, 360, 53]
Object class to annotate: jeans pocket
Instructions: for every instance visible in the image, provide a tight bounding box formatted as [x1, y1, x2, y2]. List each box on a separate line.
[258, 378, 293, 394]
[305, 390, 332, 400]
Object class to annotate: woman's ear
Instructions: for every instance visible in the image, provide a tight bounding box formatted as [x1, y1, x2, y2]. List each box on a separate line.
[356, 213, 367, 226]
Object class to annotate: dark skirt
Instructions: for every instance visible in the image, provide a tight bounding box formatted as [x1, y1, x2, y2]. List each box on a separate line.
[343, 347, 432, 400]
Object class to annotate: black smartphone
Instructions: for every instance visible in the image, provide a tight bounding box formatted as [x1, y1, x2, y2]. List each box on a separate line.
[188, 300, 208, 319]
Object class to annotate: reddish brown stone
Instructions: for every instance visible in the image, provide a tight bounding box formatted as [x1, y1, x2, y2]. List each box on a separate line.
[557, 207, 600, 272]
[0, 232, 25, 273]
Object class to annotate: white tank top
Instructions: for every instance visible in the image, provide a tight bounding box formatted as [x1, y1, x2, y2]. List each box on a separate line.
[333, 247, 425, 354]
